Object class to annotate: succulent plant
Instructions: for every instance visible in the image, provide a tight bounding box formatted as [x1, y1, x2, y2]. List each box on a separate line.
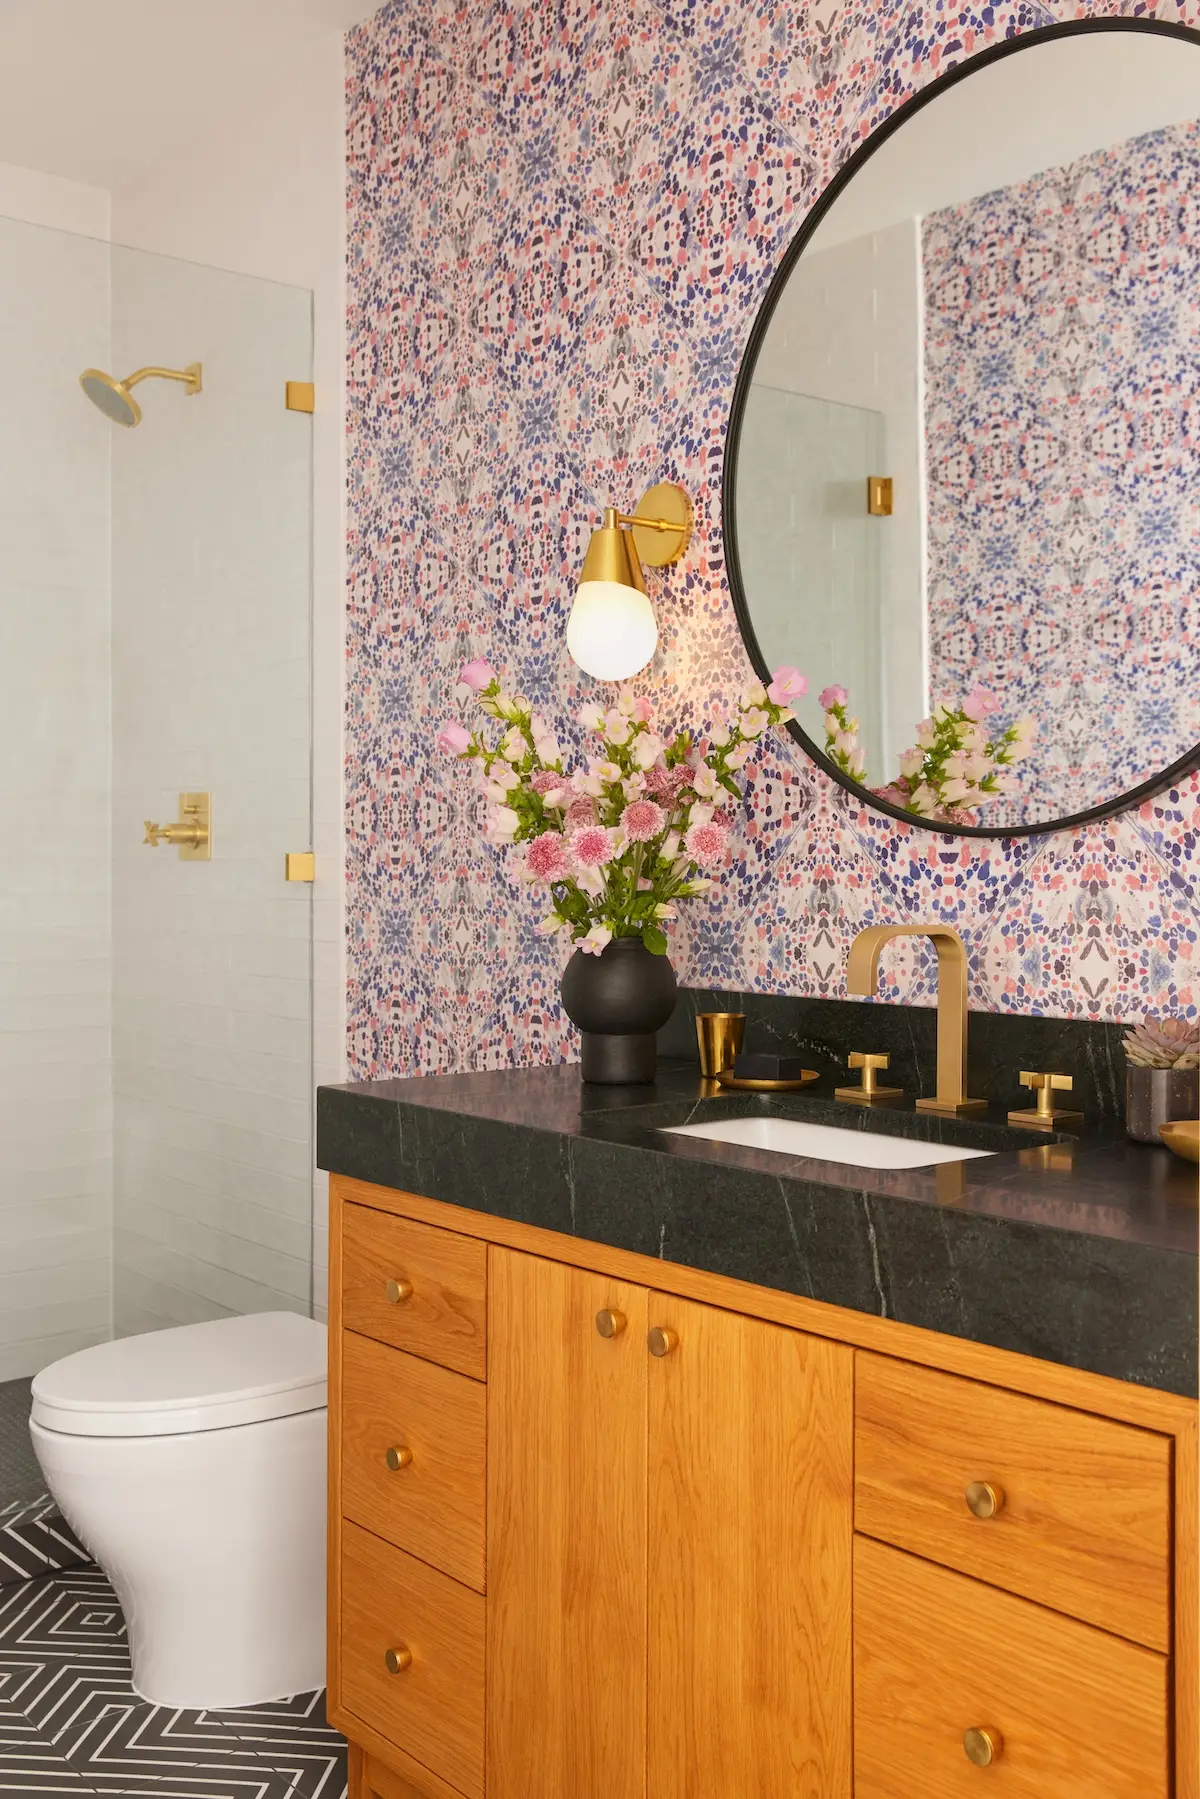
[1124, 1014, 1200, 1069]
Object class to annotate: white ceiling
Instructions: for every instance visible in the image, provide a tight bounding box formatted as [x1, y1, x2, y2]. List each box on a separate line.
[0, 0, 375, 191]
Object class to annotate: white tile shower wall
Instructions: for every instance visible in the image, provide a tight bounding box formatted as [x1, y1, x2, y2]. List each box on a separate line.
[0, 215, 112, 1378]
[110, 248, 314, 1335]
[752, 221, 926, 773]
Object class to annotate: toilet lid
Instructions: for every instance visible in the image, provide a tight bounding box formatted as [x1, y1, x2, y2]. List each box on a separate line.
[31, 1312, 327, 1437]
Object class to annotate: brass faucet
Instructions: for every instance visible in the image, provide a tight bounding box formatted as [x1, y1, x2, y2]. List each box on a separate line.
[845, 924, 986, 1115]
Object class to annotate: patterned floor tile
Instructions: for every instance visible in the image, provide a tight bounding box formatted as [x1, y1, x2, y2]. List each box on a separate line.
[0, 1569, 346, 1799]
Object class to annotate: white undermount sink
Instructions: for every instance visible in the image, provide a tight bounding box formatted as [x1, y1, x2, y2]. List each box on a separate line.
[661, 1115, 993, 1171]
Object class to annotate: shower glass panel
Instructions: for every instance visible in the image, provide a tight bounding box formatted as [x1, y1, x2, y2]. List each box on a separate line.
[736, 384, 886, 777]
[0, 214, 314, 1408]
[110, 245, 314, 1337]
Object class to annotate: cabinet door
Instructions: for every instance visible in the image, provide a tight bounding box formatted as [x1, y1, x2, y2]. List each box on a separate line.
[647, 1296, 854, 1799]
[487, 1248, 648, 1799]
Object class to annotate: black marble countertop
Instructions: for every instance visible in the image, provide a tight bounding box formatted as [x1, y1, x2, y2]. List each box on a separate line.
[318, 1060, 1199, 1398]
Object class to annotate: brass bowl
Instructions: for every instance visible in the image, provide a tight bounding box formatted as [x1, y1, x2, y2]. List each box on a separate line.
[716, 1068, 820, 1093]
[1159, 1119, 1200, 1164]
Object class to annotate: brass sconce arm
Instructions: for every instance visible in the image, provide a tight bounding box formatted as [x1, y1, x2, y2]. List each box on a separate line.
[123, 363, 203, 396]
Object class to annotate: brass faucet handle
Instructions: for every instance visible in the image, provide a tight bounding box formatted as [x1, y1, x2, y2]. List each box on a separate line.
[143, 819, 166, 846]
[837, 1051, 903, 1105]
[1009, 1071, 1082, 1131]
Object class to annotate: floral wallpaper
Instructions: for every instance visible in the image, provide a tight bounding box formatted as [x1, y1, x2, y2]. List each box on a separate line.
[345, 0, 1200, 1079]
[924, 117, 1200, 827]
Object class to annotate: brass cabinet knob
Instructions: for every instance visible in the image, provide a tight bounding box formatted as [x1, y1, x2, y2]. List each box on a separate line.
[963, 1727, 1002, 1766]
[648, 1326, 678, 1358]
[595, 1308, 627, 1339]
[384, 1645, 412, 1675]
[965, 1480, 1004, 1520]
[385, 1277, 413, 1305]
[385, 1445, 413, 1471]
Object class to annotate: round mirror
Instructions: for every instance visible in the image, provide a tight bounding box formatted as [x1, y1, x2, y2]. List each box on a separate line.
[726, 20, 1200, 835]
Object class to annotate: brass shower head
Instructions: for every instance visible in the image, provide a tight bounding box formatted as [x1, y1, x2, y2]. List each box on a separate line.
[79, 362, 202, 428]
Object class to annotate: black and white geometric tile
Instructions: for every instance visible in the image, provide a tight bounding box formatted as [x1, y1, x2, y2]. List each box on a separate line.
[0, 1497, 90, 1590]
[0, 1566, 347, 1796]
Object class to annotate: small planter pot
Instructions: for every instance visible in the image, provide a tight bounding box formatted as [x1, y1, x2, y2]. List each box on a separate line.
[1125, 1065, 1200, 1144]
[560, 936, 678, 1084]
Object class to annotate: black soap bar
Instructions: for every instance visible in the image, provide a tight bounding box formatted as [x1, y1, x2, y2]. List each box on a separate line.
[732, 1051, 809, 1082]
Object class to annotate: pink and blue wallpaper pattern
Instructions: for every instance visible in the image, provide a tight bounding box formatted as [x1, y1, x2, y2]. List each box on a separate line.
[924, 118, 1200, 826]
[345, 0, 1200, 1080]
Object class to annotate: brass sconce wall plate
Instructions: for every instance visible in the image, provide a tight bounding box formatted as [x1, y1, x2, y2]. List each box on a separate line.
[628, 481, 693, 567]
[286, 381, 315, 413]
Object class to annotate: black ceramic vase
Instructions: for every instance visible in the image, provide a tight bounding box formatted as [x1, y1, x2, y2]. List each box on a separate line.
[560, 936, 678, 1084]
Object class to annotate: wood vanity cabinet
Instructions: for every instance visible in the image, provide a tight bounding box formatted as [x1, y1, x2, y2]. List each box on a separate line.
[326, 1176, 1198, 1799]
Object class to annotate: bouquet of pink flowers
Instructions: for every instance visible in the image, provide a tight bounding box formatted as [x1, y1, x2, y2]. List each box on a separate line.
[820, 683, 1035, 822]
[439, 660, 805, 955]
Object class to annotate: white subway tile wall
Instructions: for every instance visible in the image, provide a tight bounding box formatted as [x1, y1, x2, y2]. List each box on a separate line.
[0, 217, 113, 1379]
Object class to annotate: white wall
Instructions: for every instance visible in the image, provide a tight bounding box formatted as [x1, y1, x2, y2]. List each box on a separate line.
[750, 220, 927, 773]
[0, 211, 112, 1378]
[110, 28, 345, 1319]
[811, 32, 1200, 250]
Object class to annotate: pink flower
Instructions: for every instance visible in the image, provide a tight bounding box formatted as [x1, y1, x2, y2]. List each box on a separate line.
[768, 666, 808, 704]
[962, 684, 1001, 721]
[564, 796, 596, 829]
[437, 721, 471, 755]
[579, 924, 613, 957]
[570, 825, 615, 868]
[459, 658, 495, 692]
[621, 798, 666, 842]
[632, 696, 654, 723]
[818, 684, 847, 710]
[685, 820, 729, 867]
[644, 763, 691, 803]
[529, 769, 563, 795]
[525, 831, 569, 883]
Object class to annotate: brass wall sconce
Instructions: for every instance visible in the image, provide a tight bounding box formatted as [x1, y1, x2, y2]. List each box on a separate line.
[568, 481, 692, 680]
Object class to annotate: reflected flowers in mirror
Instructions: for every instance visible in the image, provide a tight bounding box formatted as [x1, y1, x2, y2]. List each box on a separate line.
[821, 684, 1036, 824]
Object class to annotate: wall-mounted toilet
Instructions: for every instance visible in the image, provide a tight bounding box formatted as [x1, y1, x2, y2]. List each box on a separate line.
[30, 1310, 328, 1710]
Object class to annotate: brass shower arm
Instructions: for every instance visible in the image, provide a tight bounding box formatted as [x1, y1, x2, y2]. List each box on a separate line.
[123, 363, 203, 396]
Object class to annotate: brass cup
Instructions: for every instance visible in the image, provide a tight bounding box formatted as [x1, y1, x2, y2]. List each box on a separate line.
[695, 1012, 745, 1079]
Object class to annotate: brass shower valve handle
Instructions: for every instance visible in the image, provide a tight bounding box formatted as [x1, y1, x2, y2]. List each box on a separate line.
[143, 793, 211, 861]
[836, 1051, 904, 1105]
[1008, 1070, 1082, 1131]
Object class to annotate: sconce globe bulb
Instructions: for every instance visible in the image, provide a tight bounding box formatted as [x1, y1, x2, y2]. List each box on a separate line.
[567, 581, 658, 681]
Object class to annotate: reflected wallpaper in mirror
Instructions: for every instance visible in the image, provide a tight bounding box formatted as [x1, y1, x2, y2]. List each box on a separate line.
[731, 31, 1200, 830]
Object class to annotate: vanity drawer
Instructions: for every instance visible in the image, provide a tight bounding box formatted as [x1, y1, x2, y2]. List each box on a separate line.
[854, 1536, 1168, 1799]
[341, 1331, 486, 1592]
[854, 1353, 1171, 1648]
[343, 1203, 487, 1381]
[340, 1520, 485, 1799]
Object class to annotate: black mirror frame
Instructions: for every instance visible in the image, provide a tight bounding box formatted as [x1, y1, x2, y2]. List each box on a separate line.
[723, 14, 1200, 839]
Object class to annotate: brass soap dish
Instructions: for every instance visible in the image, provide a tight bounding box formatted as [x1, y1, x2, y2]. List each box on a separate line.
[716, 1068, 819, 1093]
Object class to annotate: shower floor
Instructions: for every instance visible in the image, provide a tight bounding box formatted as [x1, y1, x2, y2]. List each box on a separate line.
[0, 1377, 43, 1507]
[0, 1376, 90, 1588]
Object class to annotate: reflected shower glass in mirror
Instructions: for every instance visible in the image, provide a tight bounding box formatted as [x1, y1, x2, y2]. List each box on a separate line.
[729, 25, 1200, 832]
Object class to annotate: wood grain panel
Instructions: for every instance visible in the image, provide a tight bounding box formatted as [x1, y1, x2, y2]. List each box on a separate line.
[854, 1536, 1169, 1799]
[342, 1331, 486, 1591]
[340, 1521, 485, 1799]
[486, 1247, 647, 1799]
[855, 1353, 1171, 1649]
[1177, 1405, 1198, 1799]
[343, 1202, 486, 1381]
[331, 1178, 1196, 1437]
[328, 1178, 346, 1717]
[647, 1294, 854, 1799]
[362, 1751, 465, 1799]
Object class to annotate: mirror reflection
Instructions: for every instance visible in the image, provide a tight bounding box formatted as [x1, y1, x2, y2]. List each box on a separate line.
[732, 30, 1200, 829]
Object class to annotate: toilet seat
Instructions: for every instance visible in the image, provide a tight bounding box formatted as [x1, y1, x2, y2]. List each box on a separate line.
[31, 1311, 327, 1438]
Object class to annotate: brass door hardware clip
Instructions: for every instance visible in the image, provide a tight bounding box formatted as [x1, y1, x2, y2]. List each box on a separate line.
[836, 1051, 903, 1104]
[1008, 1070, 1082, 1131]
[143, 792, 211, 860]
